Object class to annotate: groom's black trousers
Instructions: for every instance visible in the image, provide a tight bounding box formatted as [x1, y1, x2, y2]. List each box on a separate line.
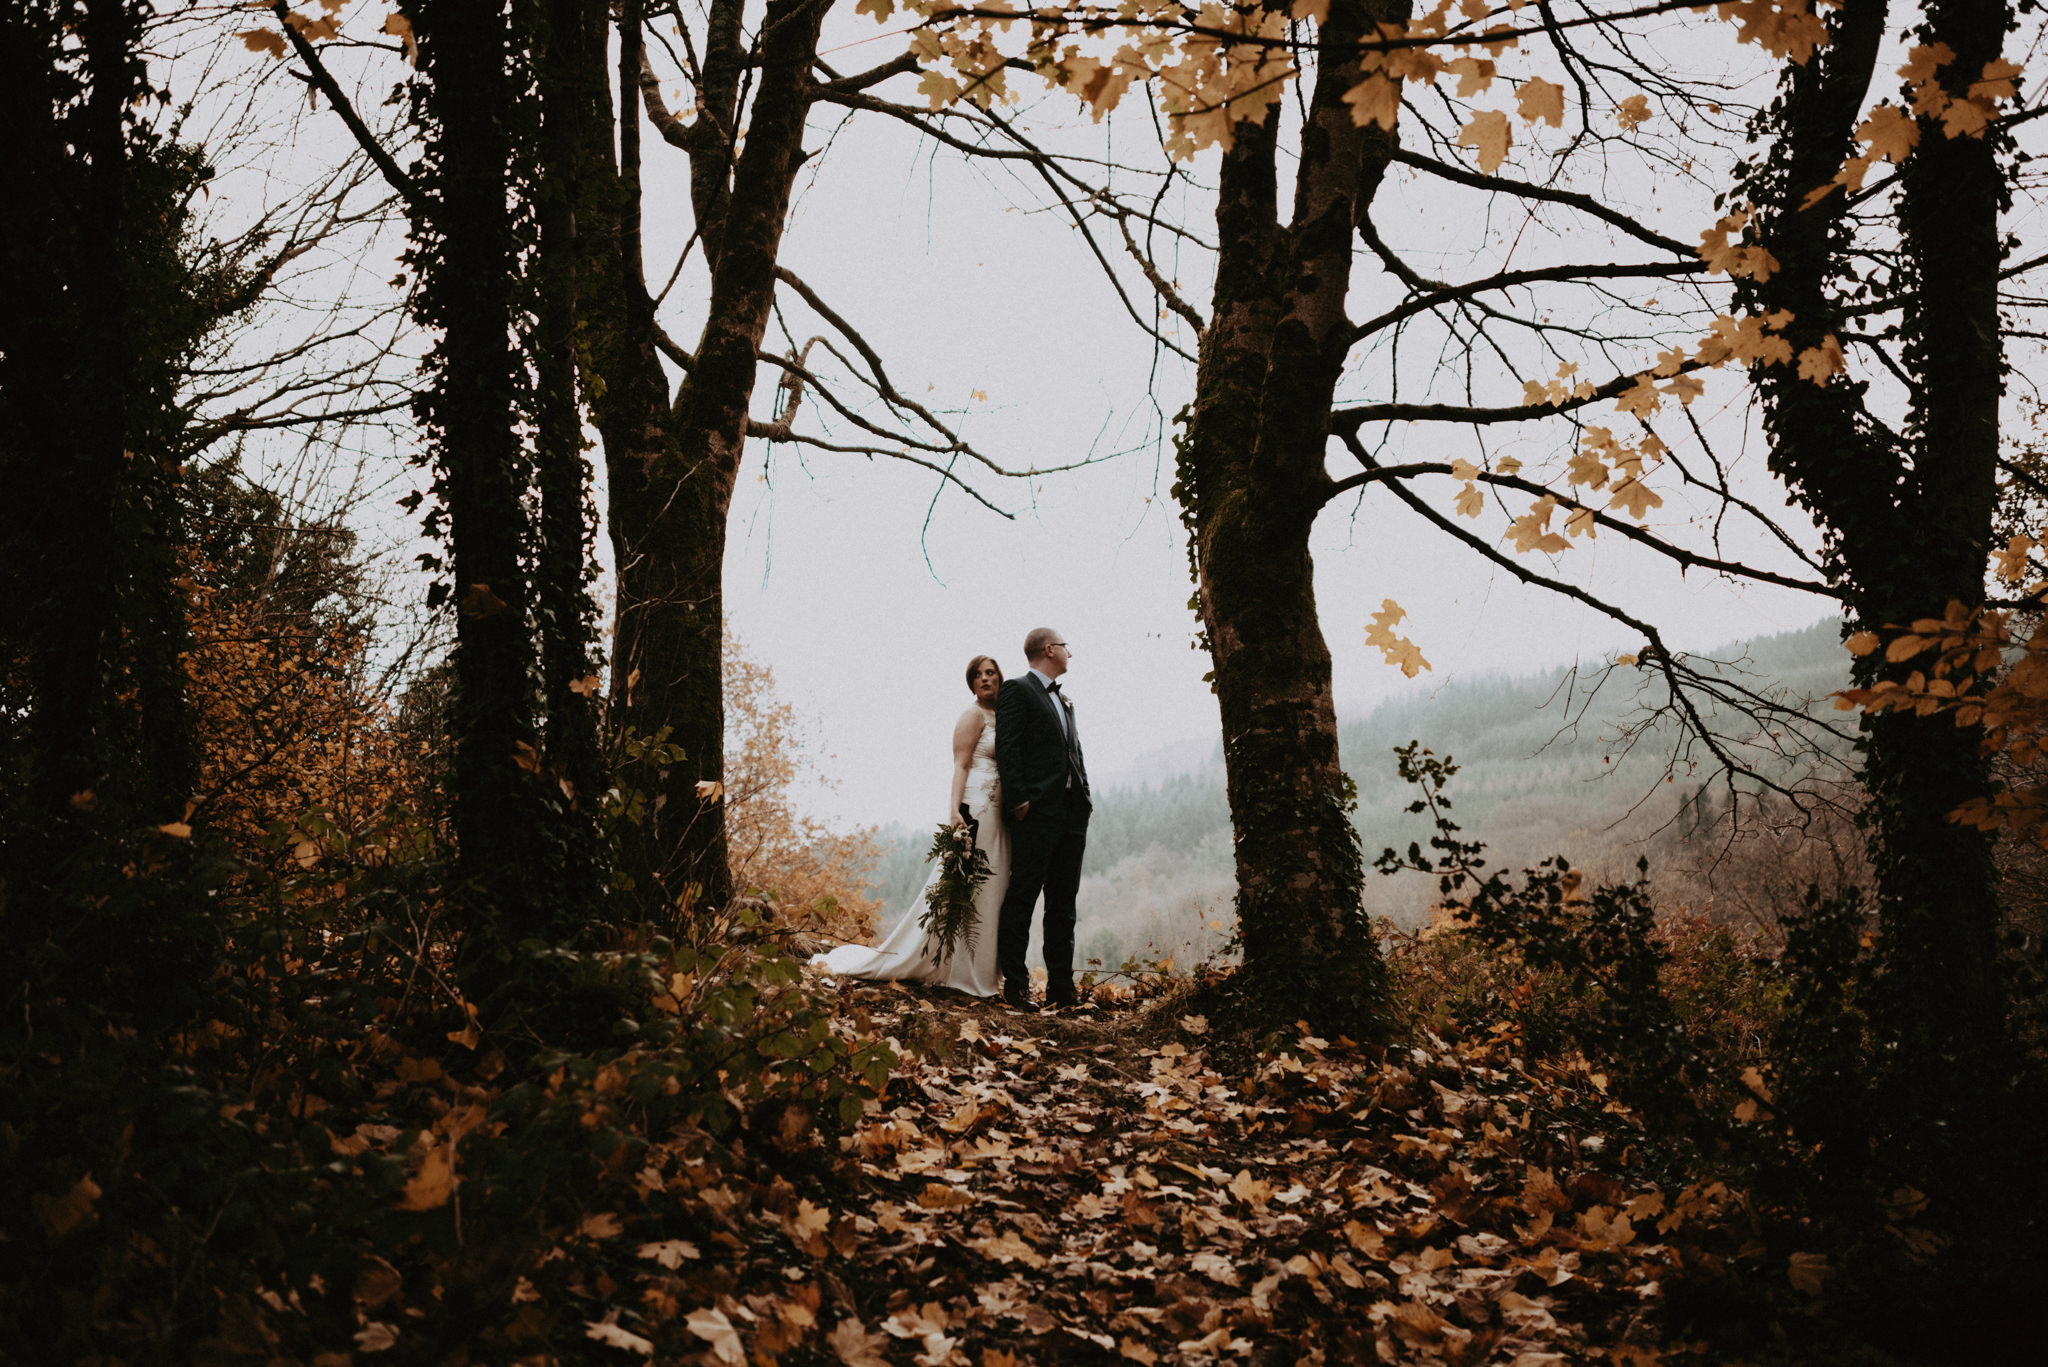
[997, 802, 1088, 992]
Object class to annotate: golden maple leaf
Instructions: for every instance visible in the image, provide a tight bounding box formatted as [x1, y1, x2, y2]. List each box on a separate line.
[1517, 76, 1564, 127]
[1344, 73, 1401, 130]
[1457, 109, 1512, 174]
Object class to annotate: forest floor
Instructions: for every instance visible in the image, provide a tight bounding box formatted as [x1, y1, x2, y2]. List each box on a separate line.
[606, 977, 1725, 1367]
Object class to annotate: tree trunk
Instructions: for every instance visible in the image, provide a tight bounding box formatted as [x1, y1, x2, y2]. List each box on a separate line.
[531, 0, 606, 906]
[0, 0, 210, 1036]
[1865, 0, 2010, 1158]
[1746, 0, 2012, 1175]
[414, 0, 553, 952]
[1181, 0, 1404, 1035]
[0, 0, 191, 826]
[593, 0, 830, 923]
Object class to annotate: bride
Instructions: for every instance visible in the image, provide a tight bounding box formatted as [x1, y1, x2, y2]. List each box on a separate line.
[811, 655, 1009, 995]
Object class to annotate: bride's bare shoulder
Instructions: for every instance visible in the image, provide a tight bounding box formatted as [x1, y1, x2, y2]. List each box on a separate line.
[953, 704, 989, 744]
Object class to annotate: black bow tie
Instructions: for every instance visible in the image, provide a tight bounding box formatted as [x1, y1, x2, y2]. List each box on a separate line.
[1046, 681, 1061, 694]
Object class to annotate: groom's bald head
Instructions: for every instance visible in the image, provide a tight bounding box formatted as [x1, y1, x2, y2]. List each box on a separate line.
[1023, 627, 1060, 662]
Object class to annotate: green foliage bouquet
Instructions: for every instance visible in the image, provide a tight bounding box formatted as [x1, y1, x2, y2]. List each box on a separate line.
[919, 806, 992, 966]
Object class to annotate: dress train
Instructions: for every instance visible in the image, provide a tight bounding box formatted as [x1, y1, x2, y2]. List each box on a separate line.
[811, 711, 1007, 996]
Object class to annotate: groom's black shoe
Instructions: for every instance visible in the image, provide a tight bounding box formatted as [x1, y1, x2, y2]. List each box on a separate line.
[1002, 980, 1039, 1013]
[1045, 983, 1081, 1009]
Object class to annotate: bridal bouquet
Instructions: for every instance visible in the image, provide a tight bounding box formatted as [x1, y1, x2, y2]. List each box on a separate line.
[919, 805, 992, 966]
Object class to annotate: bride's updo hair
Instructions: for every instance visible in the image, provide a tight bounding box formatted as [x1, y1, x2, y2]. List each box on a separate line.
[964, 654, 1003, 692]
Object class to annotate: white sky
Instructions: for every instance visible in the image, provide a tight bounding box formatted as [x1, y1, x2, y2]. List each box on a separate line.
[685, 11, 1839, 831]
[177, 7, 1958, 837]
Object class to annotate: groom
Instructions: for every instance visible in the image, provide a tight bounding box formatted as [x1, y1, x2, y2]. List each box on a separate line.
[993, 627, 1091, 1011]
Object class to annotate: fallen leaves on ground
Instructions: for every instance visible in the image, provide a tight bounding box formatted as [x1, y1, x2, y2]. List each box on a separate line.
[150, 958, 1777, 1364]
[491, 979, 1738, 1364]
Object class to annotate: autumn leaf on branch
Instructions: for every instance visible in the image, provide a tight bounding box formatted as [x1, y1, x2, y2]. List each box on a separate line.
[1343, 73, 1402, 131]
[1697, 211, 1780, 282]
[240, 29, 287, 58]
[1447, 56, 1497, 97]
[1457, 109, 1512, 174]
[281, 10, 341, 42]
[1608, 475, 1664, 522]
[1613, 375, 1662, 418]
[1449, 458, 1486, 518]
[1508, 495, 1571, 554]
[1860, 102, 1920, 162]
[1567, 435, 1612, 490]
[1517, 75, 1564, 127]
[1366, 598, 1431, 676]
[1796, 334, 1845, 385]
[383, 12, 418, 64]
[1994, 533, 2038, 584]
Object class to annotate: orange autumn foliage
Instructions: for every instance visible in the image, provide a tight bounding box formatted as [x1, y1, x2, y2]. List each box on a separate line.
[1838, 590, 2048, 845]
[183, 554, 411, 866]
[723, 626, 881, 940]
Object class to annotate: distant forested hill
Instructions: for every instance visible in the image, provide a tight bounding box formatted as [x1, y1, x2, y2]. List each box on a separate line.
[860, 618, 1854, 969]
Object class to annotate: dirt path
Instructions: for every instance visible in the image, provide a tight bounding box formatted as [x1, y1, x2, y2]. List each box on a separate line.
[701, 981, 1696, 1367]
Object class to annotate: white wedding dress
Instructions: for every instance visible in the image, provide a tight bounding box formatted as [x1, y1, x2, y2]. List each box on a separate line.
[812, 708, 1008, 996]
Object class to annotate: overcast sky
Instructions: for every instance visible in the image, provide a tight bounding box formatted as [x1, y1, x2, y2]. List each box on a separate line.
[675, 11, 1840, 832]
[183, 9, 1863, 837]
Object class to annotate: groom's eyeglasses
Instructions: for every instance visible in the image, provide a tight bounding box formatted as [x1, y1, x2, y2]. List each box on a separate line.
[1050, 641, 1070, 652]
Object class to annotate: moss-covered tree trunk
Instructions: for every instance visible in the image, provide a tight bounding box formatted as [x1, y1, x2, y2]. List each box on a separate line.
[413, 0, 556, 955]
[585, 0, 830, 922]
[1745, 0, 2011, 1175]
[531, 0, 606, 905]
[0, 0, 192, 827]
[1863, 0, 2010, 1158]
[1179, 0, 1404, 1034]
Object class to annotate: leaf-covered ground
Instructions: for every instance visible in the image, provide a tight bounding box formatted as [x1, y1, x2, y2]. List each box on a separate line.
[549, 979, 1747, 1367]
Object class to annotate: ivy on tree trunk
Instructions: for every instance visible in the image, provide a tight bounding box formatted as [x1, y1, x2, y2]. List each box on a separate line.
[0, 0, 211, 1036]
[1742, 0, 2014, 1182]
[412, 0, 562, 963]
[530, 0, 608, 911]
[1175, 0, 1408, 1037]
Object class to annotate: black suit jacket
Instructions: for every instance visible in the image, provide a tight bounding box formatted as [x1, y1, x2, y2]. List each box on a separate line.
[994, 673, 1090, 821]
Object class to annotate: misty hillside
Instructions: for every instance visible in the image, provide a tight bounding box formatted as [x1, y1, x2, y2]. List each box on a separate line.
[860, 617, 1855, 969]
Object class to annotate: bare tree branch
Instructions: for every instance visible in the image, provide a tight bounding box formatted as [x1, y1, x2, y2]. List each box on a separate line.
[1390, 148, 1698, 257]
[1327, 458, 1839, 597]
[270, 2, 422, 213]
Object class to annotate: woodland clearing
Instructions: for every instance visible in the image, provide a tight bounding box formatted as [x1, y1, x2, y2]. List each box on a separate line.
[719, 975, 1697, 1367]
[13, 4, 2048, 1361]
[344, 927, 1825, 1367]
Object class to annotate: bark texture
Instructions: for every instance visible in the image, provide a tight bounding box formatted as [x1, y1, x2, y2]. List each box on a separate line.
[1745, 0, 2012, 1172]
[1178, 0, 1407, 1034]
[588, 0, 831, 922]
[413, 0, 554, 950]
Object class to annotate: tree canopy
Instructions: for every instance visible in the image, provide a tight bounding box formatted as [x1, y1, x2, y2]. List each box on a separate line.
[4, 1, 2048, 1361]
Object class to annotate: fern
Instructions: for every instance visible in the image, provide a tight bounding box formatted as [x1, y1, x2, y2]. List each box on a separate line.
[918, 810, 992, 966]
